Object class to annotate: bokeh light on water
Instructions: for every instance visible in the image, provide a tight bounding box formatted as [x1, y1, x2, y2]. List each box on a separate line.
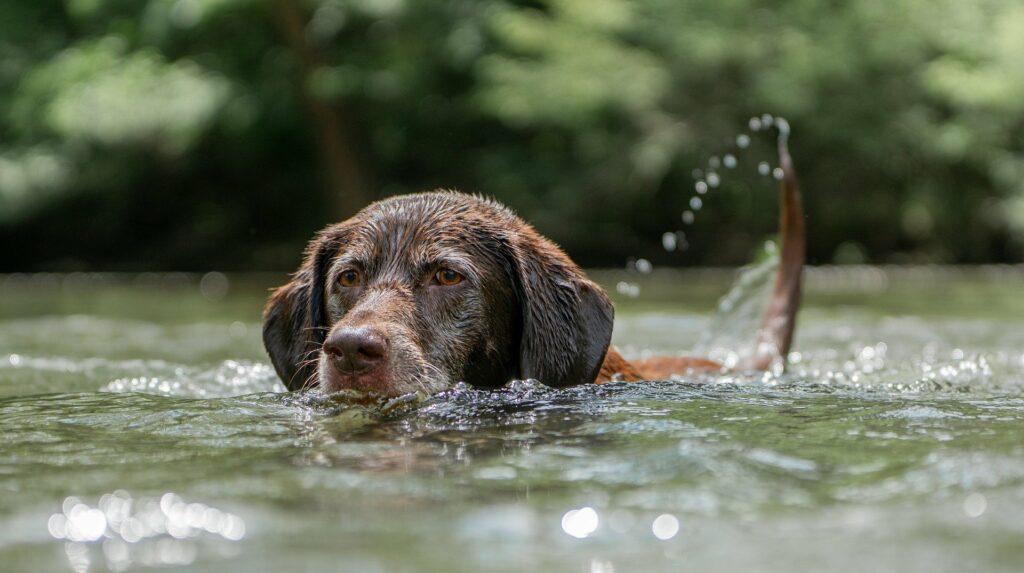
[560, 507, 599, 539]
[651, 514, 680, 541]
[47, 491, 244, 571]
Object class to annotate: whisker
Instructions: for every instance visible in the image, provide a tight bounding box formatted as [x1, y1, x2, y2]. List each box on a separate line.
[300, 368, 318, 391]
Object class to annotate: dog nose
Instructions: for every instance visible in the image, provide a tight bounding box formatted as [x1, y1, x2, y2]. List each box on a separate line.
[323, 327, 388, 374]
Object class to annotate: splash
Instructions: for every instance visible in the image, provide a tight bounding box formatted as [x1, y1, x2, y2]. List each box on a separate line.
[693, 242, 780, 369]
[665, 114, 790, 252]
[102, 360, 284, 397]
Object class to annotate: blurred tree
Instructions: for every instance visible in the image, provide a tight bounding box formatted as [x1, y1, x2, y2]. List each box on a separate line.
[272, 0, 370, 216]
[0, 0, 1021, 270]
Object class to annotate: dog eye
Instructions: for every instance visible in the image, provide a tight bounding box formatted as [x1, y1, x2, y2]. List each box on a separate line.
[435, 269, 464, 286]
[338, 269, 362, 287]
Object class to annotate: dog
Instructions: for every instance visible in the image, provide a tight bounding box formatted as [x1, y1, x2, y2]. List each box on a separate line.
[263, 132, 804, 397]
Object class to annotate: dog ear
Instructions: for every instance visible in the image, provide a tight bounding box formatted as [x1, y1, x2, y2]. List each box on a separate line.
[262, 233, 342, 390]
[507, 227, 615, 387]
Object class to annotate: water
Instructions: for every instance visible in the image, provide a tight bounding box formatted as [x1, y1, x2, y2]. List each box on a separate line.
[1, 269, 1023, 572]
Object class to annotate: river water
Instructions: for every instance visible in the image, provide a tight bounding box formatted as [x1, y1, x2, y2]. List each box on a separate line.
[1, 268, 1022, 572]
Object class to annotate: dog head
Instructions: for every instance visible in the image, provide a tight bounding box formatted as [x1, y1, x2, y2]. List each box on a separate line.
[262, 191, 614, 396]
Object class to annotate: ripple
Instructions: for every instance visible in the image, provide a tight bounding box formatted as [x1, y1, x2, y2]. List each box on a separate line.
[3, 275, 1024, 571]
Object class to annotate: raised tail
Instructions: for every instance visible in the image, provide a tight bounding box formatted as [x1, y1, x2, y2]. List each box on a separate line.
[743, 120, 805, 371]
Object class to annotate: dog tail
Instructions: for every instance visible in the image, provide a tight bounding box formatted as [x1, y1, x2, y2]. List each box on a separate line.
[743, 120, 805, 372]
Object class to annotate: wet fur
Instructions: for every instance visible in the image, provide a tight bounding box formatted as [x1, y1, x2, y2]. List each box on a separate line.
[263, 192, 614, 395]
[264, 134, 803, 395]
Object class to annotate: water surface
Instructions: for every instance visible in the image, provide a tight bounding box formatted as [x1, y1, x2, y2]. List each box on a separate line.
[1, 269, 1023, 572]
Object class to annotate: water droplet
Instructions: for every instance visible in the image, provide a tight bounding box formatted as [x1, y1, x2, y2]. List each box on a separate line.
[615, 282, 641, 298]
[749, 117, 763, 131]
[681, 210, 695, 224]
[689, 197, 703, 210]
[758, 161, 770, 176]
[662, 232, 677, 252]
[675, 230, 689, 251]
[707, 173, 720, 188]
[635, 258, 653, 274]
[736, 134, 751, 148]
[708, 156, 721, 169]
[776, 117, 790, 136]
[761, 113, 774, 127]
[773, 167, 784, 180]
[695, 181, 708, 194]
[723, 154, 737, 168]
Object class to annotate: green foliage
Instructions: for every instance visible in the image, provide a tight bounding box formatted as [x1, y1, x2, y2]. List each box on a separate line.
[477, 0, 668, 127]
[13, 38, 230, 151]
[0, 0, 1022, 270]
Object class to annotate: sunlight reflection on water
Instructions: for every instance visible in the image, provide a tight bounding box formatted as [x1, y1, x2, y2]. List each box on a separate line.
[102, 359, 284, 396]
[48, 491, 244, 571]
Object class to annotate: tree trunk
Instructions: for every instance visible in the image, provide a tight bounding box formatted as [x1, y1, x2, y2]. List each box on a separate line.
[272, 0, 372, 219]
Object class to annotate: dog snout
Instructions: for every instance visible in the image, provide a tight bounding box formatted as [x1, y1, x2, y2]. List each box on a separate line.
[323, 327, 388, 374]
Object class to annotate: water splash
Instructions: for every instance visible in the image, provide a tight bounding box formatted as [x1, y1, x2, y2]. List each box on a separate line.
[661, 232, 678, 252]
[102, 359, 283, 397]
[661, 114, 787, 255]
[619, 257, 654, 297]
[616, 282, 641, 298]
[693, 242, 780, 369]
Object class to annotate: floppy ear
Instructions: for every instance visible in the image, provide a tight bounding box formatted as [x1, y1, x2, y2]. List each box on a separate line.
[508, 228, 615, 387]
[262, 233, 342, 390]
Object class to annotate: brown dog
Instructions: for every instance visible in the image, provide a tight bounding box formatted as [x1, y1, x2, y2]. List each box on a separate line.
[263, 133, 803, 397]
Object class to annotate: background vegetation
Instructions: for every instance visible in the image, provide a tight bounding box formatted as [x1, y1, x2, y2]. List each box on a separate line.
[2, 0, 1023, 271]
